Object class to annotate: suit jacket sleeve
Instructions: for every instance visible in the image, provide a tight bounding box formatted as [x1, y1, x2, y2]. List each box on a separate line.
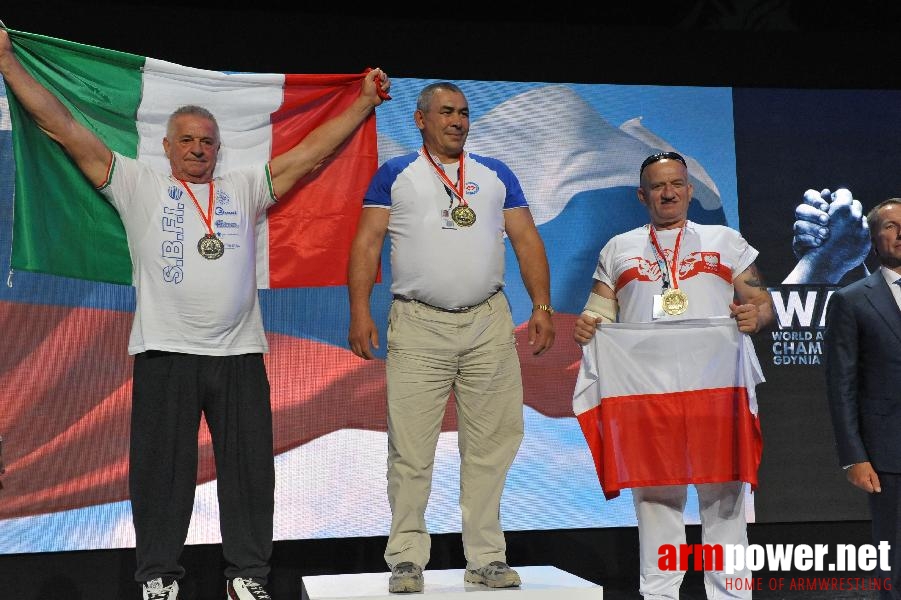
[823, 290, 869, 467]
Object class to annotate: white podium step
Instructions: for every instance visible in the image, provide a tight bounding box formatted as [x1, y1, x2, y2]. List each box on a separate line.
[300, 565, 602, 600]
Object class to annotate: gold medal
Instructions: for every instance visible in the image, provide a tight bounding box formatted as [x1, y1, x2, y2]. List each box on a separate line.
[198, 234, 225, 260]
[422, 146, 476, 229]
[451, 205, 476, 227]
[661, 287, 688, 316]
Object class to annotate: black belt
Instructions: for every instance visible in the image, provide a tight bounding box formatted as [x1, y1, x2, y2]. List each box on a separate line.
[393, 291, 498, 313]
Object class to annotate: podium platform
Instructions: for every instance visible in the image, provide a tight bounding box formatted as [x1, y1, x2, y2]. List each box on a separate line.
[300, 565, 602, 600]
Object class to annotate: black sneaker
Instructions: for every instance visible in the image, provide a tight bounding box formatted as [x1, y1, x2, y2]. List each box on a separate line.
[388, 561, 423, 593]
[143, 578, 179, 600]
[226, 577, 272, 600]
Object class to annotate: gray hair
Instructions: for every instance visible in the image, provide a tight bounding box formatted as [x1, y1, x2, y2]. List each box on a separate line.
[416, 82, 465, 112]
[166, 105, 220, 140]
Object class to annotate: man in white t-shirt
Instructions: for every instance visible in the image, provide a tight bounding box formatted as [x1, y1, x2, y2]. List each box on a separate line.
[573, 151, 774, 599]
[0, 28, 390, 600]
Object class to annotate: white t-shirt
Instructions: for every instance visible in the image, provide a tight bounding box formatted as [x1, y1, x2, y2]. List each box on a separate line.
[363, 149, 529, 309]
[594, 221, 758, 323]
[99, 152, 276, 355]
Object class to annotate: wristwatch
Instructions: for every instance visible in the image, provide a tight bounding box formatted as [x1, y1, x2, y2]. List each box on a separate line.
[533, 304, 555, 315]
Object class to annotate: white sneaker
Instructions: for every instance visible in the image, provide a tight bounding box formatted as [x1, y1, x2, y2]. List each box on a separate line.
[227, 577, 272, 600]
[143, 578, 179, 600]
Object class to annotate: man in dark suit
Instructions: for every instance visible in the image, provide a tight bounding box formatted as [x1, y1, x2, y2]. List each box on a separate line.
[825, 197, 901, 599]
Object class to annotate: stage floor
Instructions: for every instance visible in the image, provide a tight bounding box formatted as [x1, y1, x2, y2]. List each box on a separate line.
[301, 565, 602, 600]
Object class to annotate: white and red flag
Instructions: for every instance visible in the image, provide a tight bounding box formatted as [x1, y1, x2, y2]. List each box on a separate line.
[572, 317, 764, 500]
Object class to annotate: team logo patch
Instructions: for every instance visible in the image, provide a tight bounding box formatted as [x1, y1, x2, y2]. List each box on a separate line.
[465, 181, 479, 195]
[167, 185, 183, 201]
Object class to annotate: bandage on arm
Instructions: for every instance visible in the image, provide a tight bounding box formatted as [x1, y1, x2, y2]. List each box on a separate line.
[583, 292, 617, 323]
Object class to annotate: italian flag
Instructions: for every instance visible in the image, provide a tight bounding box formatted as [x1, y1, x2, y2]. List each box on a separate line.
[572, 318, 765, 500]
[5, 28, 378, 288]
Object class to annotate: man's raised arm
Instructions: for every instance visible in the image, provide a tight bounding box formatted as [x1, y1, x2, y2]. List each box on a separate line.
[269, 68, 390, 199]
[0, 28, 112, 187]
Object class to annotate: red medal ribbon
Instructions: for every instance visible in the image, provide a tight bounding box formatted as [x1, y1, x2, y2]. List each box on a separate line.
[422, 145, 467, 207]
[176, 178, 216, 237]
[648, 222, 686, 289]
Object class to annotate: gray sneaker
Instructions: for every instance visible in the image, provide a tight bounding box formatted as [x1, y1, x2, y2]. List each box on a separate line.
[464, 561, 522, 588]
[143, 578, 179, 600]
[388, 561, 424, 593]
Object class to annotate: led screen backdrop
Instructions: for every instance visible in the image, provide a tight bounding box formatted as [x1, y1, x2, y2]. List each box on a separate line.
[0, 72, 876, 555]
[0, 75, 739, 553]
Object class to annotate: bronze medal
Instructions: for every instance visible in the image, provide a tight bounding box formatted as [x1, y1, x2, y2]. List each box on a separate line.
[451, 205, 476, 227]
[661, 287, 688, 316]
[198, 234, 225, 260]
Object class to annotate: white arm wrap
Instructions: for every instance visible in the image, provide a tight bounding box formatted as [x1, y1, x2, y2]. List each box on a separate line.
[583, 292, 617, 323]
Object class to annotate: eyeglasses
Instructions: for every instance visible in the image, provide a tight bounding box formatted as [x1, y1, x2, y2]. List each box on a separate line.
[640, 151, 687, 176]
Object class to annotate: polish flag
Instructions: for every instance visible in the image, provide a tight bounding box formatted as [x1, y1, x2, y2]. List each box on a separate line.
[572, 317, 764, 500]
